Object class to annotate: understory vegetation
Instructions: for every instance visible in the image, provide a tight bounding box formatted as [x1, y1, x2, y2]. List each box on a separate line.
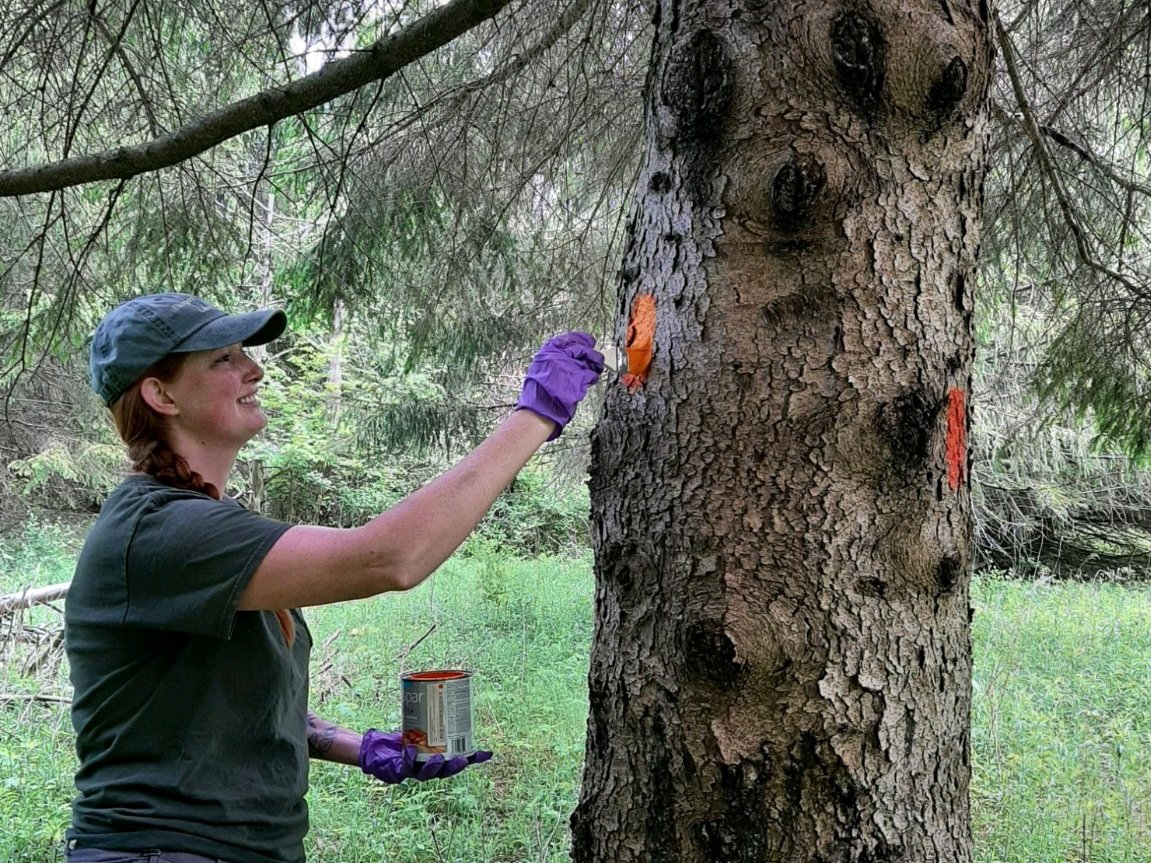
[2, 522, 1149, 863]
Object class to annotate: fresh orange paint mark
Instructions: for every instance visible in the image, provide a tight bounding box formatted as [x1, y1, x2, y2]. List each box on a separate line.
[946, 388, 967, 490]
[620, 293, 655, 393]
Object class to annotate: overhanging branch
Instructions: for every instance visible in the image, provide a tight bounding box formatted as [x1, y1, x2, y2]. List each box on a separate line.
[0, 0, 515, 197]
[994, 11, 1151, 300]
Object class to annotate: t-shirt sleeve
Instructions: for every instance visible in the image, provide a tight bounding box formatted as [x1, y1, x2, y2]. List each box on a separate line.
[125, 496, 292, 638]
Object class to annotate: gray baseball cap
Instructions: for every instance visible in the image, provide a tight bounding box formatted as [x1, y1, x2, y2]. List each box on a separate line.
[90, 292, 287, 406]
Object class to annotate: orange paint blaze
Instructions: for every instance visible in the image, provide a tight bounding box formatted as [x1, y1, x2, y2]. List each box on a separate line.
[621, 293, 656, 393]
[946, 389, 967, 490]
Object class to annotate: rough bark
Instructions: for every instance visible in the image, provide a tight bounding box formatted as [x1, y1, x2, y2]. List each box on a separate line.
[573, 1, 992, 861]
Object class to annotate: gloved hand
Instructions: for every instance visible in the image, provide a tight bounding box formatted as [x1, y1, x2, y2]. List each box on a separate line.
[358, 729, 492, 784]
[515, 332, 605, 441]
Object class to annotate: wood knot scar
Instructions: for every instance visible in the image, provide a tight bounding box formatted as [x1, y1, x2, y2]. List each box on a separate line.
[771, 155, 826, 233]
[664, 29, 733, 146]
[684, 622, 744, 684]
[926, 56, 968, 129]
[831, 10, 886, 117]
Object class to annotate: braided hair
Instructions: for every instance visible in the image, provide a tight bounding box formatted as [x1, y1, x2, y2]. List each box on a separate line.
[109, 354, 295, 646]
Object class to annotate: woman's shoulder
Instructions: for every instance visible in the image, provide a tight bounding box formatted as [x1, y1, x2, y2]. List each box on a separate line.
[87, 476, 242, 544]
[105, 473, 224, 508]
[78, 475, 287, 581]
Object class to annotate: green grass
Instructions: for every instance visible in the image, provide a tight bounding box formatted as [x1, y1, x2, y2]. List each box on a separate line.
[299, 551, 593, 863]
[0, 525, 592, 863]
[2, 521, 1150, 862]
[971, 577, 1151, 863]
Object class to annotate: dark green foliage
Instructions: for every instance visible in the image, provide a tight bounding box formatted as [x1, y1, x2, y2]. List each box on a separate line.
[472, 466, 590, 557]
[357, 400, 503, 455]
[0, 0, 646, 466]
[280, 185, 537, 380]
[1036, 313, 1151, 461]
[973, 335, 1151, 580]
[982, 1, 1151, 458]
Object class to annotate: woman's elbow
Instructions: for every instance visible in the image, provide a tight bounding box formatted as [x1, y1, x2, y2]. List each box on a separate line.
[382, 563, 424, 593]
[359, 545, 429, 594]
[349, 523, 443, 595]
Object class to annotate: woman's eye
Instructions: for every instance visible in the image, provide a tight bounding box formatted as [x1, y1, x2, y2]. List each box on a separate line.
[214, 347, 247, 364]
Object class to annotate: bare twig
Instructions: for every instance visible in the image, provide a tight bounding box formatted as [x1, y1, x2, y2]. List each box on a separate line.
[22, 629, 64, 677]
[395, 623, 437, 666]
[0, 692, 70, 705]
[1032, 123, 1151, 198]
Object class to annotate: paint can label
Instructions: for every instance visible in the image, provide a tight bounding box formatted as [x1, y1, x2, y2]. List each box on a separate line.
[401, 670, 475, 761]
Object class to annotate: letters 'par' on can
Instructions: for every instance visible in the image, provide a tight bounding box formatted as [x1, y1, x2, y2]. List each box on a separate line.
[400, 670, 476, 761]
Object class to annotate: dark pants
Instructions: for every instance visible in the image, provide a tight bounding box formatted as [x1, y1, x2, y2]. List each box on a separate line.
[66, 849, 232, 863]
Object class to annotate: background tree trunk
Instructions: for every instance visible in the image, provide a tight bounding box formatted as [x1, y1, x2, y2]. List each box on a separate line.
[573, 1, 993, 861]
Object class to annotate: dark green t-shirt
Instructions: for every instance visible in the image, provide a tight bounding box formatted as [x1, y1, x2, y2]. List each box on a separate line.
[64, 475, 309, 863]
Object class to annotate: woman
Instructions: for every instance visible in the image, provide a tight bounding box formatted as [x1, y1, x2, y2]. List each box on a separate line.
[65, 292, 603, 863]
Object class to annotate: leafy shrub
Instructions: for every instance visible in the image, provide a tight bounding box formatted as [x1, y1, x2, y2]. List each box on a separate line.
[470, 466, 590, 558]
[0, 515, 86, 586]
[7, 440, 124, 513]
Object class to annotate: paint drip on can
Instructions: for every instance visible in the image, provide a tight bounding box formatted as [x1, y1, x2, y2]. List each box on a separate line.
[401, 670, 475, 762]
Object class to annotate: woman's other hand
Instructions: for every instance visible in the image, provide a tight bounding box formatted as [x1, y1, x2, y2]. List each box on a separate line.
[358, 729, 493, 783]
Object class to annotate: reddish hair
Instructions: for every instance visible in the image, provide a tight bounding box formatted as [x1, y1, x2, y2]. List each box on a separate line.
[110, 355, 295, 646]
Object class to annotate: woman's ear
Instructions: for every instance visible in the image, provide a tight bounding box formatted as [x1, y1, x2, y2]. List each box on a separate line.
[139, 377, 180, 416]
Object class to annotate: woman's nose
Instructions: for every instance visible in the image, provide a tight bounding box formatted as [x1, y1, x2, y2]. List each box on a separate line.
[245, 355, 264, 381]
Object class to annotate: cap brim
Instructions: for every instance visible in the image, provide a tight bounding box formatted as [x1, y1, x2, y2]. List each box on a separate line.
[173, 308, 287, 353]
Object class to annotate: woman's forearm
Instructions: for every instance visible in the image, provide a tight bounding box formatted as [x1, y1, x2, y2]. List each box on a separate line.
[306, 711, 362, 766]
[241, 409, 555, 609]
[358, 409, 555, 585]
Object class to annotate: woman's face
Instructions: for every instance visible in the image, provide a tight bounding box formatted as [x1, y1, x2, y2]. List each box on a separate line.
[160, 343, 268, 449]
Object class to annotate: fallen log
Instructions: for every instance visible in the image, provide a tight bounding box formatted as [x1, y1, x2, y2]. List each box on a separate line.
[0, 692, 71, 705]
[0, 582, 70, 614]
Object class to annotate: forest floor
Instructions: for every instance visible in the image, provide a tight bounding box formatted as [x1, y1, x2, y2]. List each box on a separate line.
[1, 522, 1149, 863]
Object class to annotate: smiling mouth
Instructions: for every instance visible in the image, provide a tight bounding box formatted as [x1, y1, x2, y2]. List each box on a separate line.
[238, 393, 260, 406]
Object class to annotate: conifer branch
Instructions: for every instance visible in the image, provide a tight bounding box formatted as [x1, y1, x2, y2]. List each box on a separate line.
[0, 0, 515, 197]
[994, 10, 1151, 300]
[88, 0, 159, 138]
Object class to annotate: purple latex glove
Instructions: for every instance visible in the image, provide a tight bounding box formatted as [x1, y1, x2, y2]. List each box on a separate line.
[358, 729, 492, 784]
[515, 332, 605, 441]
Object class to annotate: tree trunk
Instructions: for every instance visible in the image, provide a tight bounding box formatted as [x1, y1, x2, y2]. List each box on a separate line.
[572, 2, 992, 861]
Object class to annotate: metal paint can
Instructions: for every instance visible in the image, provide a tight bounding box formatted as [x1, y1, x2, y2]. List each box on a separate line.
[401, 670, 475, 761]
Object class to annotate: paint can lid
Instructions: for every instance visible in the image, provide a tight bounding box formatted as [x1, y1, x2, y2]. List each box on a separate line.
[402, 670, 470, 681]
